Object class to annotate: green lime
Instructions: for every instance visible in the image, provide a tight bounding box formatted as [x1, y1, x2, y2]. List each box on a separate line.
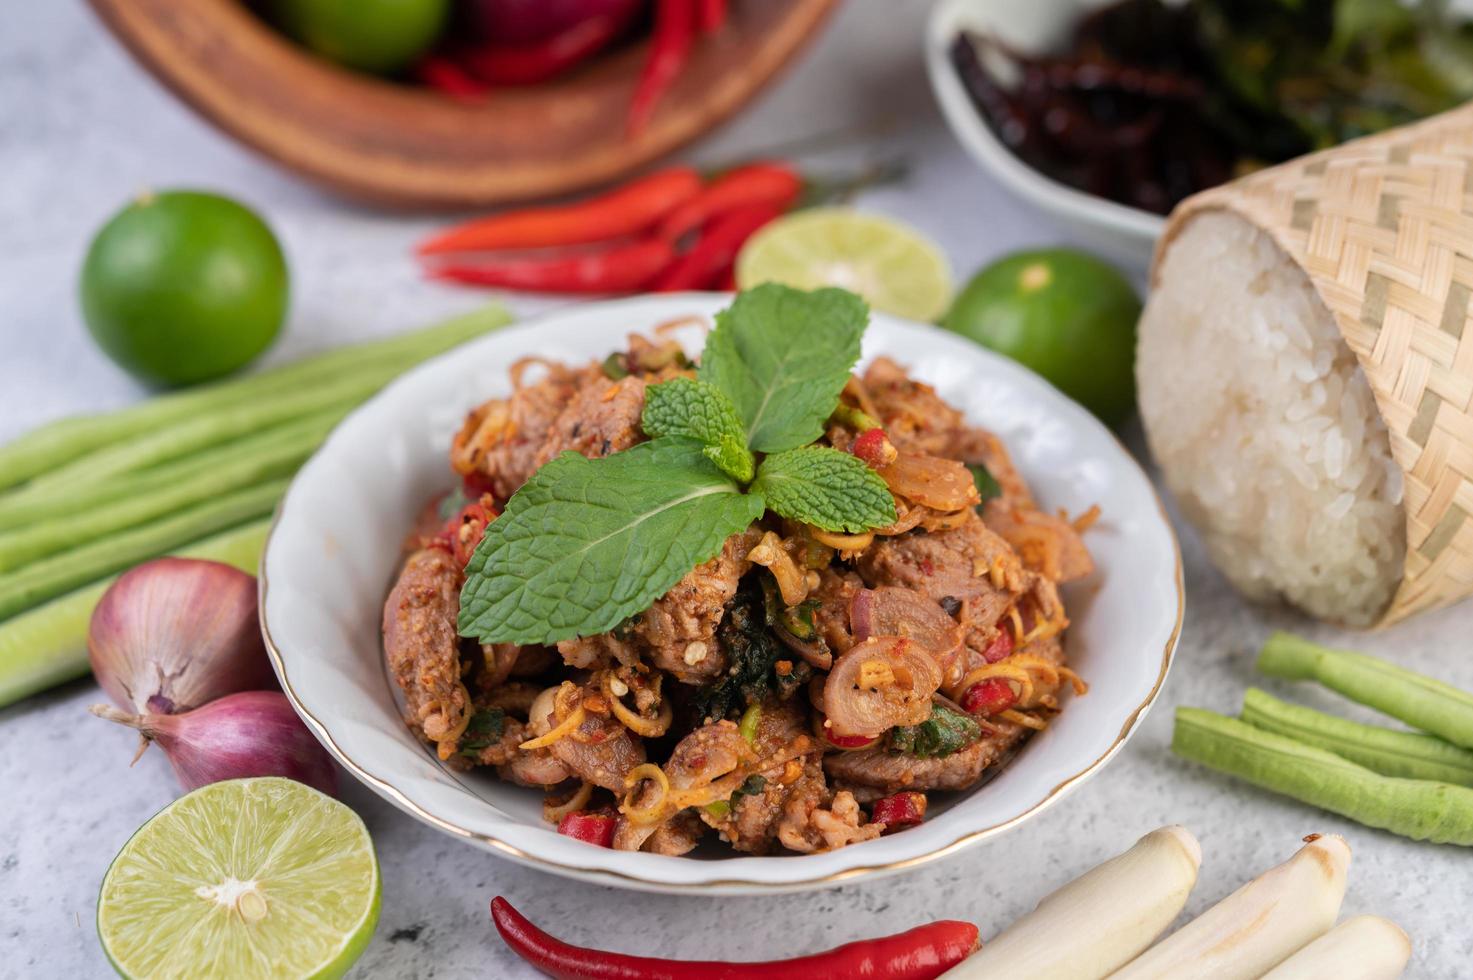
[271, 0, 450, 74]
[98, 777, 380, 980]
[80, 191, 288, 388]
[943, 249, 1140, 426]
[736, 208, 953, 322]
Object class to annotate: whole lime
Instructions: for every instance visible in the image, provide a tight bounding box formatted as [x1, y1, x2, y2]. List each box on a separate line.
[80, 191, 288, 388]
[271, 0, 450, 74]
[942, 248, 1141, 426]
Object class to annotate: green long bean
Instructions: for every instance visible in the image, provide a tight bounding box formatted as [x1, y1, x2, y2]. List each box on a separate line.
[0, 409, 344, 532]
[0, 478, 287, 621]
[1241, 688, 1473, 787]
[0, 302, 510, 491]
[1258, 632, 1473, 750]
[1173, 707, 1473, 845]
[0, 413, 341, 570]
[0, 519, 270, 708]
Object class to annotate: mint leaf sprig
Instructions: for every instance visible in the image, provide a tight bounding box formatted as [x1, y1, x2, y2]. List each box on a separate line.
[459, 284, 897, 646]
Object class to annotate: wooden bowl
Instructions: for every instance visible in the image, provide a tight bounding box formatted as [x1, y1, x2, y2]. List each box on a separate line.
[88, 0, 839, 209]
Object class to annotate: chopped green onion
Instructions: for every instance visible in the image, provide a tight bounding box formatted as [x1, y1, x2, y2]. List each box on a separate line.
[739, 703, 763, 746]
[705, 800, 730, 818]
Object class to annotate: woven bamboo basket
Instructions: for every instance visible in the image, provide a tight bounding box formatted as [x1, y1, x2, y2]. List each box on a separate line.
[1153, 102, 1473, 627]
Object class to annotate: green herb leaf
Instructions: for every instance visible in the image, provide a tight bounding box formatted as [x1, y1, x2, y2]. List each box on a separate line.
[457, 707, 507, 759]
[699, 284, 868, 453]
[458, 437, 766, 645]
[968, 462, 1002, 507]
[640, 377, 755, 483]
[890, 703, 982, 759]
[751, 446, 896, 532]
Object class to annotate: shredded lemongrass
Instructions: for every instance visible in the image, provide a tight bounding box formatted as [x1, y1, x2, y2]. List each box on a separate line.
[921, 507, 972, 530]
[436, 683, 474, 758]
[1057, 665, 1089, 696]
[811, 529, 875, 552]
[542, 781, 593, 823]
[956, 663, 1035, 705]
[609, 686, 673, 738]
[990, 554, 1007, 589]
[1001, 708, 1048, 730]
[620, 763, 672, 825]
[1072, 504, 1102, 533]
[653, 314, 709, 338]
[1008, 605, 1026, 642]
[508, 356, 557, 391]
[519, 703, 586, 751]
[748, 531, 809, 605]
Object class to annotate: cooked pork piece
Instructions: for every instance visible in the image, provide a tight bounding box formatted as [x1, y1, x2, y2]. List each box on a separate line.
[778, 775, 882, 852]
[451, 363, 590, 499]
[615, 809, 705, 855]
[858, 511, 1027, 628]
[984, 503, 1094, 583]
[557, 530, 759, 683]
[533, 374, 647, 468]
[541, 704, 646, 793]
[382, 547, 468, 758]
[824, 725, 1021, 793]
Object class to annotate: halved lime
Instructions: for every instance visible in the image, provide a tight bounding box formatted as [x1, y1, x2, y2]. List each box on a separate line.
[736, 208, 953, 322]
[98, 777, 380, 979]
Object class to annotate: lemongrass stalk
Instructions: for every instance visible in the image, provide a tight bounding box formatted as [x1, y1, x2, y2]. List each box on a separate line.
[1111, 835, 1350, 980]
[1260, 916, 1412, 980]
[1258, 632, 1473, 750]
[0, 302, 510, 491]
[0, 414, 338, 571]
[0, 479, 287, 621]
[0, 409, 343, 533]
[1242, 688, 1473, 787]
[1173, 708, 1473, 845]
[945, 826, 1201, 979]
[0, 519, 270, 708]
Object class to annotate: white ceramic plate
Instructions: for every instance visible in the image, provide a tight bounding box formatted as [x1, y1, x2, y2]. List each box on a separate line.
[925, 0, 1165, 270]
[260, 293, 1182, 894]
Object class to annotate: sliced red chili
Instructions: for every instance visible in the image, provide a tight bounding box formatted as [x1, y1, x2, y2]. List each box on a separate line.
[824, 728, 878, 750]
[627, 0, 697, 136]
[696, 0, 728, 34]
[850, 427, 893, 468]
[491, 896, 980, 980]
[871, 791, 928, 831]
[417, 168, 702, 255]
[415, 55, 490, 101]
[657, 161, 802, 242]
[651, 203, 782, 292]
[426, 237, 676, 294]
[961, 677, 1017, 717]
[455, 11, 635, 86]
[438, 497, 498, 567]
[555, 811, 616, 848]
[981, 624, 1015, 663]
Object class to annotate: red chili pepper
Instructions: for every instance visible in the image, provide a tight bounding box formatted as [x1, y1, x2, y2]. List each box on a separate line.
[491, 897, 980, 980]
[717, 265, 737, 291]
[417, 168, 702, 255]
[981, 623, 1015, 663]
[426, 237, 675, 294]
[962, 677, 1018, 717]
[627, 0, 697, 136]
[851, 427, 893, 468]
[651, 203, 781, 292]
[456, 11, 635, 86]
[437, 497, 498, 567]
[824, 728, 878, 750]
[658, 161, 802, 242]
[416, 55, 490, 101]
[872, 791, 928, 831]
[556, 811, 616, 848]
[697, 0, 728, 34]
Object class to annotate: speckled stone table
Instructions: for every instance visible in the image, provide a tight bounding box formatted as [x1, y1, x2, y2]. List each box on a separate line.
[3, 4, 1470, 977]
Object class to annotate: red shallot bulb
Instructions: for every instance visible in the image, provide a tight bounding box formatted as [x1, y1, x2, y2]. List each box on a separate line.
[88, 557, 277, 716]
[89, 691, 338, 796]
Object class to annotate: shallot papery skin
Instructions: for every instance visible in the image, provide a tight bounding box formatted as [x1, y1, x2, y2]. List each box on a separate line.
[90, 691, 338, 796]
[88, 557, 277, 715]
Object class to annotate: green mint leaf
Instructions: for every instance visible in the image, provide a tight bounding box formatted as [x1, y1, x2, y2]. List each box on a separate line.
[457, 708, 506, 758]
[890, 703, 982, 759]
[458, 437, 766, 645]
[641, 377, 755, 482]
[699, 284, 868, 453]
[751, 446, 896, 532]
[968, 462, 1002, 507]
